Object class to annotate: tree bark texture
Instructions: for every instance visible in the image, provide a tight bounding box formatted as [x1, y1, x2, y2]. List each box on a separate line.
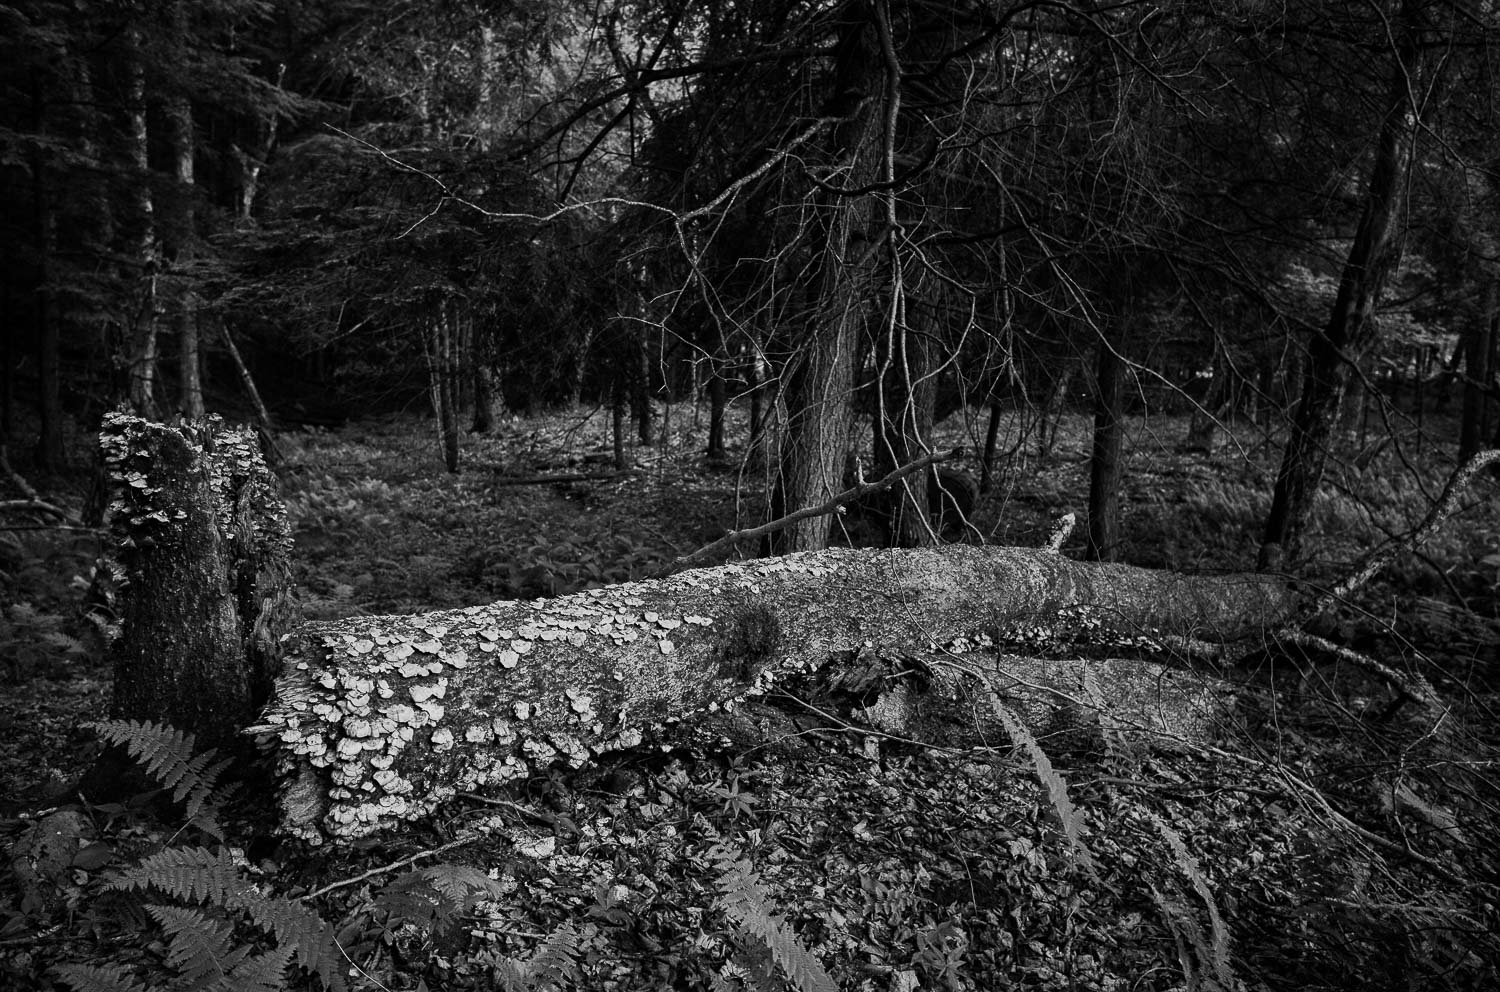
[1087, 328, 1127, 562]
[769, 9, 881, 553]
[1459, 310, 1494, 460]
[1259, 0, 1429, 567]
[113, 24, 159, 418]
[255, 545, 1296, 843]
[89, 414, 295, 763]
[30, 73, 64, 472]
[165, 58, 204, 421]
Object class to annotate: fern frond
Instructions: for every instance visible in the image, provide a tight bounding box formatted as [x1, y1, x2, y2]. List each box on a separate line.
[421, 862, 509, 907]
[235, 888, 341, 990]
[210, 944, 295, 992]
[147, 903, 245, 987]
[528, 922, 587, 990]
[1148, 813, 1234, 988]
[488, 956, 530, 992]
[88, 719, 233, 837]
[107, 846, 248, 905]
[51, 962, 153, 992]
[712, 847, 837, 992]
[985, 694, 1096, 873]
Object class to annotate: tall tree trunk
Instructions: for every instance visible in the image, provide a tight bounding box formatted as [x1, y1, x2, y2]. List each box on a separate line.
[611, 375, 630, 470]
[471, 320, 501, 436]
[769, 6, 880, 554]
[1470, 312, 1500, 458]
[221, 321, 274, 432]
[165, 46, 204, 420]
[980, 402, 1003, 493]
[707, 364, 727, 460]
[30, 72, 64, 471]
[873, 322, 937, 547]
[1259, 0, 1429, 570]
[632, 330, 655, 447]
[1087, 325, 1128, 562]
[423, 307, 462, 473]
[1186, 338, 1231, 451]
[233, 65, 284, 224]
[114, 24, 158, 418]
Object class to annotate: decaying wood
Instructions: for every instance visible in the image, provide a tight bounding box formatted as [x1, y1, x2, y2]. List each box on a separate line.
[86, 414, 295, 763]
[255, 545, 1296, 842]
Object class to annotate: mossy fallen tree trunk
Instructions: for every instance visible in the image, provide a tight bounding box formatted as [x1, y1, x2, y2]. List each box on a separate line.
[255, 547, 1296, 843]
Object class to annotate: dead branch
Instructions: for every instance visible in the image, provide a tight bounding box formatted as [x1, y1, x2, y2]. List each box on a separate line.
[490, 470, 636, 487]
[1306, 448, 1500, 618]
[652, 447, 962, 578]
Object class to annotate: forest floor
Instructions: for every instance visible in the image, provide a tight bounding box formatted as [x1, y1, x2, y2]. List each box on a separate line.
[3, 403, 1499, 990]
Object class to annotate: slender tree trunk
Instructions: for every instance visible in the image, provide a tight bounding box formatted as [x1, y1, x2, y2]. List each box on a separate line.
[707, 366, 727, 459]
[165, 57, 204, 420]
[1, 284, 13, 442]
[1470, 311, 1500, 458]
[1086, 325, 1128, 562]
[1186, 339, 1231, 451]
[611, 376, 630, 470]
[423, 306, 462, 473]
[114, 25, 159, 418]
[221, 321, 274, 431]
[874, 322, 937, 547]
[233, 65, 284, 224]
[769, 7, 880, 554]
[472, 365, 499, 434]
[1259, 0, 1428, 569]
[980, 402, 1003, 493]
[30, 73, 64, 471]
[632, 330, 654, 447]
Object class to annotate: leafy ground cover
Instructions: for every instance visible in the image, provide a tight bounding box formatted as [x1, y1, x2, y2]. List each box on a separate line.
[2, 404, 1498, 990]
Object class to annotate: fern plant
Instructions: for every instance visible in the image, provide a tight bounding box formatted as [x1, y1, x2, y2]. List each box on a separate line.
[708, 842, 837, 992]
[483, 922, 593, 992]
[87, 719, 236, 839]
[45, 722, 345, 992]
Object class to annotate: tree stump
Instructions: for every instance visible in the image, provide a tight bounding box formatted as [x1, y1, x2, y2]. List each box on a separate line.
[80, 413, 294, 798]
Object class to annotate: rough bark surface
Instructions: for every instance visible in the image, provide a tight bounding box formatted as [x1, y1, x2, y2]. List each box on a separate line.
[255, 546, 1296, 843]
[88, 414, 295, 757]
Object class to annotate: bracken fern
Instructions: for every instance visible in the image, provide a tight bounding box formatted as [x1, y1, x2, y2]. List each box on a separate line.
[87, 719, 235, 839]
[709, 842, 837, 992]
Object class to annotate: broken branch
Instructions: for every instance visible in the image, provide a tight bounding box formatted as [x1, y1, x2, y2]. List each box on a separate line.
[652, 447, 962, 578]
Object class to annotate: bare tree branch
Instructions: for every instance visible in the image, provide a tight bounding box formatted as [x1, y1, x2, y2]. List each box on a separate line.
[652, 448, 962, 577]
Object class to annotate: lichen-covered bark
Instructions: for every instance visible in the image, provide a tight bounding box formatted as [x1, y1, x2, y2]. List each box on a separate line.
[89, 413, 293, 761]
[256, 546, 1296, 842]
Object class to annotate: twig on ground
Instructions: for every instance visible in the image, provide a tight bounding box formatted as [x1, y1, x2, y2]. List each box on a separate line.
[651, 447, 962, 577]
[303, 833, 482, 900]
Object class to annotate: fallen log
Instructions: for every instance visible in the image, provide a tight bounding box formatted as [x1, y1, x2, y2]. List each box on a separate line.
[254, 546, 1296, 843]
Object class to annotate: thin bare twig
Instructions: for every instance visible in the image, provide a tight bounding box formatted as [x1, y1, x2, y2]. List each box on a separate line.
[1306, 448, 1500, 619]
[303, 833, 481, 901]
[651, 447, 962, 578]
